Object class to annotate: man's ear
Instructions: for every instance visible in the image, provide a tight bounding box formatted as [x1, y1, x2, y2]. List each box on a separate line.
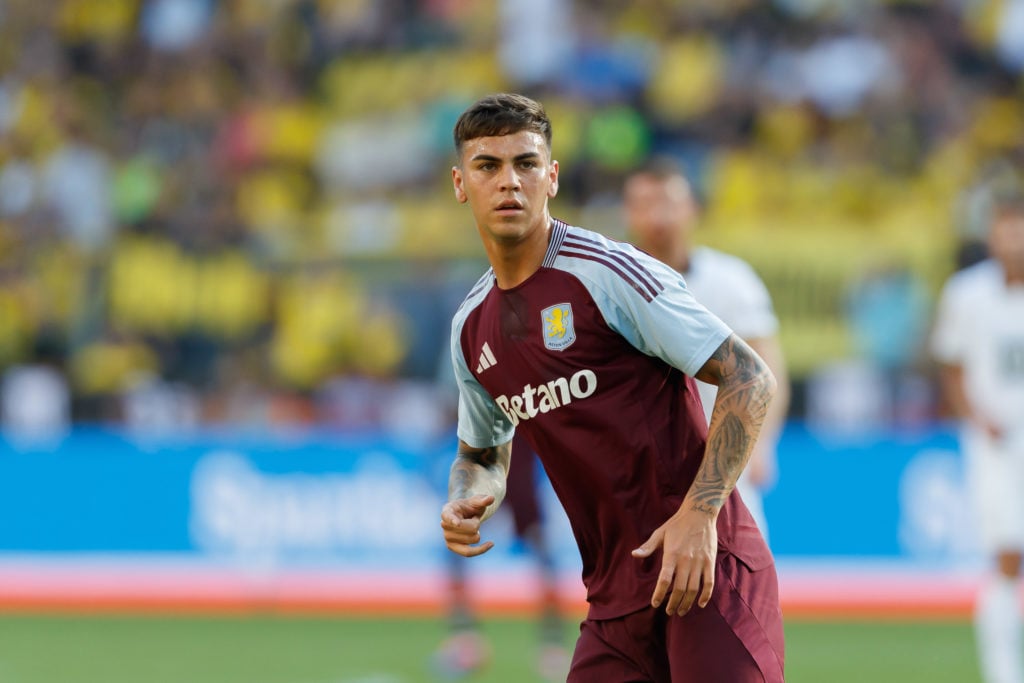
[547, 159, 559, 198]
[452, 166, 467, 203]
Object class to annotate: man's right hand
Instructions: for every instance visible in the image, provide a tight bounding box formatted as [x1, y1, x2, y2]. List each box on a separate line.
[441, 494, 496, 557]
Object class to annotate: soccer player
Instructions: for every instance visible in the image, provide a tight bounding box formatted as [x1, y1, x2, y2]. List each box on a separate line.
[439, 93, 785, 681]
[932, 191, 1024, 683]
[622, 157, 790, 540]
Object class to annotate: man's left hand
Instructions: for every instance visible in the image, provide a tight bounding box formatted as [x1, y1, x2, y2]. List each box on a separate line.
[631, 507, 718, 616]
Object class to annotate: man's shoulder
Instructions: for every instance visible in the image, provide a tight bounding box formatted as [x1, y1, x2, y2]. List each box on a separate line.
[551, 221, 669, 303]
[554, 222, 658, 262]
[943, 259, 1001, 297]
[693, 246, 761, 281]
[452, 269, 495, 328]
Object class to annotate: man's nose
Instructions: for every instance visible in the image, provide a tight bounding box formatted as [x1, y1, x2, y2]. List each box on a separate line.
[498, 166, 521, 191]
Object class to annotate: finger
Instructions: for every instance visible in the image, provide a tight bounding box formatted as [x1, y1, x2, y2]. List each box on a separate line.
[444, 527, 482, 546]
[665, 563, 693, 615]
[447, 540, 494, 557]
[440, 502, 467, 527]
[441, 515, 481, 533]
[632, 528, 665, 558]
[650, 557, 676, 609]
[675, 567, 703, 616]
[697, 559, 715, 609]
[468, 494, 495, 509]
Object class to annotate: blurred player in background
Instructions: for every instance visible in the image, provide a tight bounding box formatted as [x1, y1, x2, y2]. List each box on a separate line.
[623, 157, 790, 541]
[933, 191, 1024, 683]
[433, 436, 568, 680]
[440, 93, 784, 682]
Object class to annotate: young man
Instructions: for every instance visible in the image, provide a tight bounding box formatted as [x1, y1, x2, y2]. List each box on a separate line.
[622, 157, 790, 540]
[932, 192, 1024, 683]
[440, 93, 785, 681]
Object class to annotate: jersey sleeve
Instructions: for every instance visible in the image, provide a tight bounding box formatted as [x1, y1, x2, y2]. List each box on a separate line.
[930, 274, 970, 365]
[450, 317, 515, 448]
[567, 244, 733, 376]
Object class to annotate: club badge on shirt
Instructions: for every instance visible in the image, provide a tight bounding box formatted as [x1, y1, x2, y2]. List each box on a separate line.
[542, 303, 576, 351]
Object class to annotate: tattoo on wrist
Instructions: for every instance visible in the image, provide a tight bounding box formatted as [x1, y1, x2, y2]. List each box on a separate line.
[448, 442, 512, 500]
[688, 501, 719, 517]
[449, 461, 473, 499]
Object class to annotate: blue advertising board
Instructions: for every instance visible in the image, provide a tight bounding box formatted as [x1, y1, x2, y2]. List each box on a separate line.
[0, 423, 977, 569]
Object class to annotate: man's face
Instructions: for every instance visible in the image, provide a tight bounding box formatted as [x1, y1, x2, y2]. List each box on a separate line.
[452, 130, 559, 244]
[622, 174, 697, 258]
[990, 208, 1024, 271]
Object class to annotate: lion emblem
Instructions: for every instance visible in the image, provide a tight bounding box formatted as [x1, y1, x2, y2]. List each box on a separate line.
[541, 303, 575, 351]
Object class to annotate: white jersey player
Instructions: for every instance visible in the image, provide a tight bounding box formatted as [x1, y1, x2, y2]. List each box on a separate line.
[933, 193, 1024, 683]
[623, 158, 790, 540]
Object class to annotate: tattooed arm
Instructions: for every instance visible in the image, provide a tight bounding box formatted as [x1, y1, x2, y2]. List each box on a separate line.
[690, 333, 777, 512]
[632, 334, 776, 615]
[440, 439, 513, 557]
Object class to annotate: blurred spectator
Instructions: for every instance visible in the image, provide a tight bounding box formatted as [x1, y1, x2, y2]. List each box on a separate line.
[846, 263, 930, 373]
[996, 0, 1024, 71]
[140, 0, 213, 53]
[0, 0, 1020, 430]
[40, 119, 114, 253]
[498, 0, 573, 88]
[1, 339, 71, 447]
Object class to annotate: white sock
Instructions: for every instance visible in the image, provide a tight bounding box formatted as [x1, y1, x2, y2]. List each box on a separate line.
[976, 576, 1023, 683]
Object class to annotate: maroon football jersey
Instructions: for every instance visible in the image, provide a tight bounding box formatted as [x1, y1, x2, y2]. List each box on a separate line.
[451, 220, 774, 619]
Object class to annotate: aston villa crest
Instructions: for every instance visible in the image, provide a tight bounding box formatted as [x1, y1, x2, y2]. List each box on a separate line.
[541, 303, 575, 351]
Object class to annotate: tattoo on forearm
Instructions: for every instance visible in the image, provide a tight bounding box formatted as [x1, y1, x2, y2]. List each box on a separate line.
[689, 335, 776, 514]
[448, 441, 512, 506]
[449, 462, 473, 500]
[691, 413, 748, 509]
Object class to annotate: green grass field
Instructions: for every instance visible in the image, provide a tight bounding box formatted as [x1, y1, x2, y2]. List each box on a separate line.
[0, 614, 980, 682]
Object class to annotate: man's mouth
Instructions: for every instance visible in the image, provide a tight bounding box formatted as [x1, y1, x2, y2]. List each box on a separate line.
[495, 200, 523, 211]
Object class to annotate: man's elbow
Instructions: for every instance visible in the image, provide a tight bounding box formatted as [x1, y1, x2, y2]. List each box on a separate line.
[759, 364, 778, 405]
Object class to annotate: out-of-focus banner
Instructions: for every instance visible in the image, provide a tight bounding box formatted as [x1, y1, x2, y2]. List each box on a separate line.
[0, 429, 451, 563]
[769, 424, 973, 562]
[0, 424, 979, 616]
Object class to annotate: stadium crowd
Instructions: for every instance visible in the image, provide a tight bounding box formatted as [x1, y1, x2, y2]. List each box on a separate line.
[0, 0, 1022, 436]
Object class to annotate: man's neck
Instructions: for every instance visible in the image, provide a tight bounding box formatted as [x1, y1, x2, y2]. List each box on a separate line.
[996, 254, 1024, 285]
[677, 250, 691, 275]
[485, 216, 553, 290]
[649, 242, 691, 274]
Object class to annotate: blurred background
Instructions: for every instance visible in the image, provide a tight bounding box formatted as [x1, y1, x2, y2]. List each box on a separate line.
[0, 0, 1022, 681]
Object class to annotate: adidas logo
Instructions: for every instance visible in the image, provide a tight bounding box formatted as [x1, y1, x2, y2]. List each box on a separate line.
[476, 342, 497, 373]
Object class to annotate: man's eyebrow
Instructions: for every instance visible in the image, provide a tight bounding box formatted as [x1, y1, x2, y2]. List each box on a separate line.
[469, 152, 542, 163]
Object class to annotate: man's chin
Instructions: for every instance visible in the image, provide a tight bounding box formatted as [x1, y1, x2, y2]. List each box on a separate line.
[485, 221, 533, 244]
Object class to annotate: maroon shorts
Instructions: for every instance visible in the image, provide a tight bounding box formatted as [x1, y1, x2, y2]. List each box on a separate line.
[506, 436, 542, 537]
[567, 552, 785, 682]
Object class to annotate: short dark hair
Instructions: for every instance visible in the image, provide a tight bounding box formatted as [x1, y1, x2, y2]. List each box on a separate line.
[626, 155, 703, 205]
[627, 155, 687, 182]
[453, 93, 552, 158]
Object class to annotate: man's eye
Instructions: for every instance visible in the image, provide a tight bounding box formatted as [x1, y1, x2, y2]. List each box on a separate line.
[518, 161, 536, 169]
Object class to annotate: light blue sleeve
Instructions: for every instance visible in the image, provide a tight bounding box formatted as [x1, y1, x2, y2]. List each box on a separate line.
[450, 310, 515, 449]
[559, 241, 733, 376]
